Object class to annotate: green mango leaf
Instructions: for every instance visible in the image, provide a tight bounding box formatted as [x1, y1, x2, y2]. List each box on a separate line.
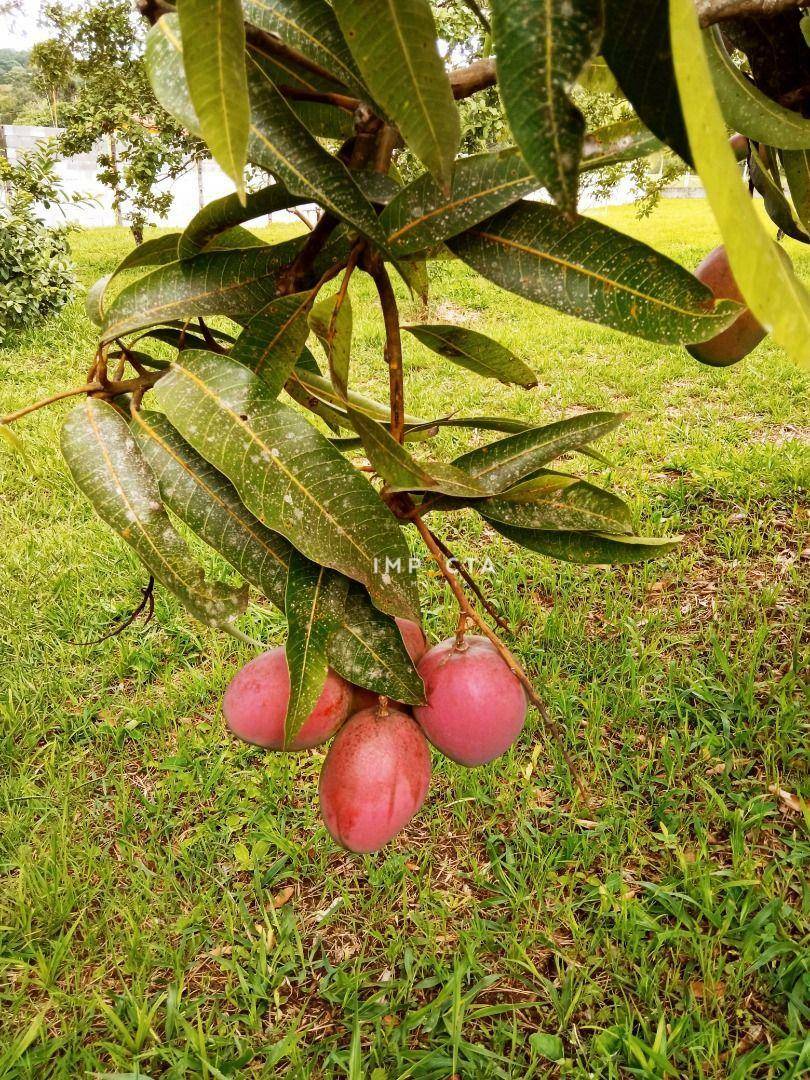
[490, 520, 680, 564]
[380, 147, 536, 256]
[581, 118, 663, 172]
[61, 398, 248, 630]
[349, 410, 489, 497]
[782, 149, 810, 232]
[403, 323, 537, 387]
[705, 26, 810, 151]
[231, 291, 315, 397]
[146, 15, 201, 134]
[101, 240, 303, 341]
[133, 412, 423, 701]
[179, 183, 304, 259]
[602, 0, 692, 165]
[450, 412, 624, 495]
[86, 234, 182, 327]
[328, 583, 425, 704]
[394, 256, 429, 303]
[333, 0, 460, 193]
[246, 57, 388, 246]
[177, 0, 250, 198]
[133, 409, 290, 608]
[292, 366, 429, 426]
[148, 14, 386, 247]
[476, 472, 633, 533]
[242, 0, 366, 98]
[448, 201, 741, 345]
[132, 411, 423, 701]
[284, 550, 348, 746]
[308, 289, 353, 400]
[748, 151, 809, 243]
[491, 0, 601, 214]
[153, 351, 420, 621]
[670, 0, 810, 370]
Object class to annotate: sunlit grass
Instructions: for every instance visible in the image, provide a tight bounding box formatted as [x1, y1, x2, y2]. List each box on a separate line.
[0, 200, 807, 1078]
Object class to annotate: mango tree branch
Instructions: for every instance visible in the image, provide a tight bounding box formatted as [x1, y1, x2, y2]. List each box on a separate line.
[1, 383, 103, 425]
[369, 260, 406, 444]
[696, 0, 808, 25]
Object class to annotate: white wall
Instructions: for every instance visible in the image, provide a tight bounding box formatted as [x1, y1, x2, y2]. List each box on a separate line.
[0, 124, 313, 228]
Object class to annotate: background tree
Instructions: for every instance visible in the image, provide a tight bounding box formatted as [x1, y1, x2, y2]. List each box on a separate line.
[30, 0, 203, 243]
[4, 0, 809, 849]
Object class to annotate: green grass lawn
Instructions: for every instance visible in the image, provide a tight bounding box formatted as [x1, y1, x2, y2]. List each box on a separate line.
[0, 199, 807, 1078]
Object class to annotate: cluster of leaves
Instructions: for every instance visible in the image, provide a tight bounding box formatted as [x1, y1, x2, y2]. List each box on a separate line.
[0, 142, 77, 346]
[50, 0, 810, 736]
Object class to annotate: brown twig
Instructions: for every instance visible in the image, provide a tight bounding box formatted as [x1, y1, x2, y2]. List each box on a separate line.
[429, 530, 511, 631]
[407, 506, 586, 800]
[369, 261, 405, 444]
[2, 383, 102, 425]
[69, 577, 156, 646]
[277, 85, 361, 112]
[696, 0, 807, 26]
[450, 57, 497, 99]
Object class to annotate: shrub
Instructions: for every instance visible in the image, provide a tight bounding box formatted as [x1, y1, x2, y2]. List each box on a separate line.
[0, 142, 77, 345]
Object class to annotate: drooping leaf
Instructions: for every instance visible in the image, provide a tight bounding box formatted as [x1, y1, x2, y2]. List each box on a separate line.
[146, 15, 201, 134]
[349, 410, 489, 498]
[705, 26, 810, 151]
[403, 323, 537, 387]
[782, 149, 810, 232]
[284, 550, 348, 746]
[153, 351, 420, 620]
[292, 366, 429, 426]
[246, 57, 388, 246]
[242, 0, 366, 97]
[132, 409, 290, 608]
[333, 0, 460, 192]
[581, 118, 663, 172]
[380, 147, 536, 256]
[670, 0, 810, 370]
[231, 292, 314, 396]
[308, 289, 353, 400]
[448, 201, 741, 345]
[177, 0, 250, 197]
[133, 411, 424, 702]
[327, 583, 425, 704]
[179, 182, 304, 258]
[476, 472, 633, 533]
[748, 150, 809, 242]
[450, 412, 624, 495]
[86, 234, 182, 326]
[491, 0, 601, 214]
[148, 14, 386, 246]
[602, 0, 692, 165]
[135, 323, 236, 352]
[490, 520, 681, 564]
[61, 398, 248, 630]
[394, 256, 429, 303]
[101, 241, 303, 341]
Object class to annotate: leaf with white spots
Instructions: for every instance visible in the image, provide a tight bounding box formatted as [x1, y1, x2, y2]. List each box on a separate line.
[491, 521, 681, 564]
[403, 323, 537, 388]
[477, 471, 633, 533]
[61, 398, 248, 631]
[231, 292, 315, 397]
[380, 147, 537, 257]
[179, 182, 305, 259]
[448, 201, 741, 344]
[491, 0, 602, 213]
[132, 411, 424, 703]
[333, 0, 460, 193]
[101, 241, 303, 342]
[449, 411, 624, 495]
[152, 351, 420, 621]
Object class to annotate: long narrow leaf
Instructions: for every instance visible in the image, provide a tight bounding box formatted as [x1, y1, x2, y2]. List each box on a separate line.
[61, 398, 248, 631]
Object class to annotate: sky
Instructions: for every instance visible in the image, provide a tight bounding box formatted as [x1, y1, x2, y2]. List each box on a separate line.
[2, 0, 51, 51]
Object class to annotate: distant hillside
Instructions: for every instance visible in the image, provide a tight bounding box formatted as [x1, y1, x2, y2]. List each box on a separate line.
[0, 49, 29, 77]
